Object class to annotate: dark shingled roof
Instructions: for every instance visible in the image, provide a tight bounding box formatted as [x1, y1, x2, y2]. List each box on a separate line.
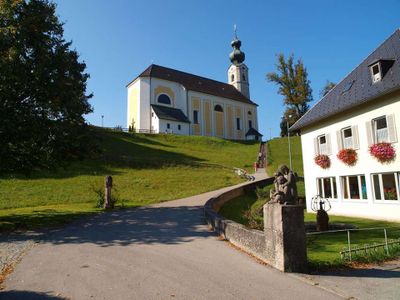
[128, 64, 257, 106]
[151, 104, 190, 123]
[245, 127, 263, 137]
[291, 29, 400, 131]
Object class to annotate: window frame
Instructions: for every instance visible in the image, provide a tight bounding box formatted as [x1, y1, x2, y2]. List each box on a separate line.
[341, 127, 353, 148]
[373, 116, 389, 143]
[340, 174, 368, 201]
[371, 172, 400, 202]
[316, 177, 338, 200]
[370, 62, 382, 83]
[318, 134, 328, 155]
[157, 93, 172, 105]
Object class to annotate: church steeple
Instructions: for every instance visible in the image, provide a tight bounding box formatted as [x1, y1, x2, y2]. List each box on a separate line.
[228, 25, 250, 98]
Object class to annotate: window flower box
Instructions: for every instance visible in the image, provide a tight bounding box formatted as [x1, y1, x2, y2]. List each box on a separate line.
[314, 154, 330, 169]
[369, 142, 396, 163]
[337, 148, 357, 166]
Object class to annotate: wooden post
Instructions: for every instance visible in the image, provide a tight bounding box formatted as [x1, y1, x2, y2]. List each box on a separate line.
[104, 175, 114, 209]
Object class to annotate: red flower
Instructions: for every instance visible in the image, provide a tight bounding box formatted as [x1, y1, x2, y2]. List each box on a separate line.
[314, 154, 330, 169]
[337, 148, 357, 166]
[369, 143, 396, 163]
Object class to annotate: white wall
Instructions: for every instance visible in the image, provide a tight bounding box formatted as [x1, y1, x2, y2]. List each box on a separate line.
[301, 92, 400, 221]
[150, 78, 188, 114]
[159, 119, 189, 136]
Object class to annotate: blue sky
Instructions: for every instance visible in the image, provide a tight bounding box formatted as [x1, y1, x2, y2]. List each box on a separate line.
[54, 0, 399, 138]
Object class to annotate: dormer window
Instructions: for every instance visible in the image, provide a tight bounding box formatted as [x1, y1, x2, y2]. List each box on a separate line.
[370, 62, 382, 83]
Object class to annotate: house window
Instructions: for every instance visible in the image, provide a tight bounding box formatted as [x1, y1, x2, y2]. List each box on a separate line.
[193, 110, 199, 124]
[371, 172, 399, 201]
[214, 105, 223, 112]
[370, 62, 382, 83]
[158, 94, 171, 105]
[178, 124, 181, 131]
[342, 127, 353, 148]
[341, 175, 367, 200]
[373, 116, 388, 143]
[318, 135, 328, 155]
[248, 120, 252, 129]
[236, 118, 241, 130]
[317, 177, 337, 199]
[167, 123, 170, 129]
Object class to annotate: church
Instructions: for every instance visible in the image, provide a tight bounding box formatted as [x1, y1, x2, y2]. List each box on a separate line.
[126, 34, 262, 140]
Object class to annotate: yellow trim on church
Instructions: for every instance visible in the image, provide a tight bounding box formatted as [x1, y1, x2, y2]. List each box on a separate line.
[154, 86, 175, 105]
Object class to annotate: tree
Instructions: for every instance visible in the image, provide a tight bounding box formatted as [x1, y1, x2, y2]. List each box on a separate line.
[0, 0, 94, 173]
[267, 54, 313, 136]
[320, 80, 336, 98]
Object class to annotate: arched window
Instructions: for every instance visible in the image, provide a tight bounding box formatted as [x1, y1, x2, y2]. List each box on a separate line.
[231, 74, 234, 82]
[214, 105, 223, 112]
[157, 94, 171, 105]
[248, 111, 252, 115]
[242, 74, 246, 81]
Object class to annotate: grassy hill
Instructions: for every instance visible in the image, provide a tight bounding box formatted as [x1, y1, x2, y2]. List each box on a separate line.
[0, 128, 259, 231]
[266, 136, 303, 176]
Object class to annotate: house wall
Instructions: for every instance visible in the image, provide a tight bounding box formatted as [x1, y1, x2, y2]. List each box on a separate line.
[301, 91, 400, 221]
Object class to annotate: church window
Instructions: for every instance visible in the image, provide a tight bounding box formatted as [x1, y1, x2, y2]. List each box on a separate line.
[248, 111, 252, 115]
[231, 74, 234, 82]
[158, 94, 171, 105]
[178, 124, 181, 131]
[242, 74, 246, 81]
[193, 110, 199, 124]
[236, 118, 241, 130]
[214, 105, 223, 112]
[167, 123, 170, 129]
[248, 120, 252, 128]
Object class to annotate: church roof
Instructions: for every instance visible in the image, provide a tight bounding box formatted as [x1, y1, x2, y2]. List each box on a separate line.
[245, 127, 263, 137]
[291, 29, 400, 131]
[128, 64, 257, 106]
[151, 104, 190, 123]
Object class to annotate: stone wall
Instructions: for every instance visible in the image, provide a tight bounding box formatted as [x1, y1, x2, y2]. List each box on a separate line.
[204, 177, 308, 273]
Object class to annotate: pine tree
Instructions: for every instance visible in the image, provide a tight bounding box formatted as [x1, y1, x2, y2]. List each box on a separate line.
[267, 54, 313, 136]
[0, 0, 94, 173]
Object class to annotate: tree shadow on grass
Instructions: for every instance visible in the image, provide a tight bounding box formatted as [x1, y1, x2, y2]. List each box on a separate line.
[39, 205, 214, 247]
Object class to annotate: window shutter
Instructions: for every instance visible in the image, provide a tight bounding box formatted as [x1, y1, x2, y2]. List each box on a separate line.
[336, 130, 343, 150]
[366, 121, 373, 146]
[314, 137, 319, 156]
[352, 125, 360, 149]
[326, 134, 332, 155]
[387, 114, 398, 143]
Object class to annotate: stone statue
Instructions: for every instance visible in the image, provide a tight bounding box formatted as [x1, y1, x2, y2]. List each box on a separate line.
[269, 165, 298, 205]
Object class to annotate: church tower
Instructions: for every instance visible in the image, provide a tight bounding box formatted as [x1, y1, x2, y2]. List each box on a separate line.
[228, 28, 250, 98]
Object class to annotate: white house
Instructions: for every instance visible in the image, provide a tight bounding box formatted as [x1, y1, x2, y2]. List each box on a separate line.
[126, 35, 262, 141]
[291, 29, 400, 221]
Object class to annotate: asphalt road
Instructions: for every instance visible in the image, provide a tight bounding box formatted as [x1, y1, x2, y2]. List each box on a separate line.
[2, 175, 341, 300]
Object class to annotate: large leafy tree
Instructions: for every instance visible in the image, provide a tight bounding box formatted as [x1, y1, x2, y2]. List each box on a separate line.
[0, 0, 94, 173]
[267, 54, 313, 136]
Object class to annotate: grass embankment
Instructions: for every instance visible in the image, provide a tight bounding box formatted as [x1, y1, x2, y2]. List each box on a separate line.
[0, 128, 259, 231]
[219, 189, 400, 269]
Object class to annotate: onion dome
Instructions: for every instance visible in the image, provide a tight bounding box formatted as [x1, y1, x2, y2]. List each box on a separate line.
[229, 38, 245, 65]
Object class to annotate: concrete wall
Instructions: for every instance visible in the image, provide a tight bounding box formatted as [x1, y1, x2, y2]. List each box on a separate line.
[301, 91, 400, 221]
[204, 178, 273, 262]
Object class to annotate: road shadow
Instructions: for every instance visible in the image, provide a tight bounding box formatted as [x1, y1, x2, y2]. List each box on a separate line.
[0, 290, 67, 300]
[316, 264, 400, 279]
[41, 205, 214, 247]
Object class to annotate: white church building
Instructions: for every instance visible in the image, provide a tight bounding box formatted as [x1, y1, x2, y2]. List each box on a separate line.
[126, 35, 262, 141]
[291, 29, 400, 221]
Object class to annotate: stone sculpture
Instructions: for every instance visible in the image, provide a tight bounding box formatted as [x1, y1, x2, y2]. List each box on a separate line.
[269, 165, 298, 205]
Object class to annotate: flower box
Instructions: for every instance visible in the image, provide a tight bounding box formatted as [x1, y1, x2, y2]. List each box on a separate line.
[314, 154, 330, 169]
[369, 142, 396, 163]
[337, 148, 357, 166]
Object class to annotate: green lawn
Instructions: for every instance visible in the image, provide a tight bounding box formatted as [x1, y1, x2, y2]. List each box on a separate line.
[0, 128, 259, 231]
[219, 191, 400, 269]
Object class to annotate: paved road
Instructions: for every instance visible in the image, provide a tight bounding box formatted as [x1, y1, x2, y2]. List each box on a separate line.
[2, 173, 341, 300]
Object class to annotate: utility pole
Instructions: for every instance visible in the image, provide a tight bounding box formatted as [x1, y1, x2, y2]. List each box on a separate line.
[286, 115, 292, 170]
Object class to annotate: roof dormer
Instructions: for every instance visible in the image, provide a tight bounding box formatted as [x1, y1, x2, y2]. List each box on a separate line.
[368, 59, 395, 84]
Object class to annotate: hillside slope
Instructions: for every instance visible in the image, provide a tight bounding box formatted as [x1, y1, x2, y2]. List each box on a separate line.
[0, 128, 259, 230]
